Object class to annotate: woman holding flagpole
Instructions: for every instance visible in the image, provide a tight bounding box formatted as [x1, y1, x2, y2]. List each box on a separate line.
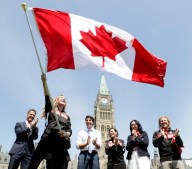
[28, 74, 72, 169]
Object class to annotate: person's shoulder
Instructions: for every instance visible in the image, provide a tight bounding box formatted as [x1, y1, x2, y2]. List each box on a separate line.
[95, 129, 101, 134]
[118, 138, 125, 142]
[78, 129, 87, 134]
[105, 139, 111, 143]
[142, 131, 148, 134]
[152, 130, 160, 135]
[15, 122, 26, 128]
[127, 134, 132, 138]
[65, 112, 70, 119]
[16, 121, 25, 125]
[92, 128, 101, 135]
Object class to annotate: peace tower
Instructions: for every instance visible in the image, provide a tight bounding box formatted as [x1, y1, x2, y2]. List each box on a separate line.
[94, 75, 115, 169]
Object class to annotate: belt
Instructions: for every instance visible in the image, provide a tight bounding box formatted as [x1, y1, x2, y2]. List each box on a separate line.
[81, 150, 98, 154]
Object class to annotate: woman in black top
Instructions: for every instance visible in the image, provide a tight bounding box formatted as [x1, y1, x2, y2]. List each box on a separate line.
[105, 128, 126, 169]
[28, 74, 72, 169]
[153, 116, 184, 169]
[126, 120, 150, 169]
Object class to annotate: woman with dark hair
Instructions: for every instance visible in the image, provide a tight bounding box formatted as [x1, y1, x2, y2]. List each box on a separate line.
[105, 128, 126, 169]
[126, 120, 150, 169]
[28, 74, 72, 169]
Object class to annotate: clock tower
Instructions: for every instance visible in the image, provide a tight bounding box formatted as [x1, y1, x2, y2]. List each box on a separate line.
[94, 75, 115, 169]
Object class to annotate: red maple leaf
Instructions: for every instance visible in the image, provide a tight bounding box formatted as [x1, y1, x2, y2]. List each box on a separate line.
[80, 25, 128, 67]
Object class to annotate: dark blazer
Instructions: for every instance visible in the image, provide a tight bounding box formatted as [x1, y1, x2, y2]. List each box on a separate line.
[153, 129, 183, 162]
[126, 131, 150, 160]
[9, 121, 38, 156]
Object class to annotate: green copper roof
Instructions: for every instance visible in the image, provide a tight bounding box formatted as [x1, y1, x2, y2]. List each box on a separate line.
[99, 75, 109, 95]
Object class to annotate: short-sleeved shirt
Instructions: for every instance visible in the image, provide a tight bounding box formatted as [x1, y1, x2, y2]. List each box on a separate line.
[76, 127, 101, 152]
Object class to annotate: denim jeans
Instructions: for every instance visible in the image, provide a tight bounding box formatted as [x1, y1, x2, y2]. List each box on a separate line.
[77, 151, 100, 169]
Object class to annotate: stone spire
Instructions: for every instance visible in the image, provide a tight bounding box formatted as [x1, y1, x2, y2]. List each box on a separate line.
[99, 75, 109, 95]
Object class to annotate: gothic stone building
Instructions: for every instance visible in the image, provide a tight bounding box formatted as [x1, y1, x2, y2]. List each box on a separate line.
[0, 145, 10, 169]
[94, 75, 115, 169]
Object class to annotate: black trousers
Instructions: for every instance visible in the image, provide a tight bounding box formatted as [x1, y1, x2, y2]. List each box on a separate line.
[46, 153, 69, 169]
[28, 137, 69, 169]
[107, 163, 126, 169]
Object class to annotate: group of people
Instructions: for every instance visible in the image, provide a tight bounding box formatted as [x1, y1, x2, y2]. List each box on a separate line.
[105, 117, 184, 169]
[8, 76, 185, 169]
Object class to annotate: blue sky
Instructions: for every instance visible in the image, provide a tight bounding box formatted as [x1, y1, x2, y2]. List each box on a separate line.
[1, 0, 192, 161]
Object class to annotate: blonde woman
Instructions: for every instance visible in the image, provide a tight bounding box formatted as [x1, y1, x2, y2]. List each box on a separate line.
[29, 74, 72, 169]
[153, 116, 184, 169]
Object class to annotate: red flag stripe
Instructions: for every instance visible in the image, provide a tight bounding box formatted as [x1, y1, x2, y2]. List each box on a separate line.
[33, 8, 75, 71]
[132, 39, 167, 87]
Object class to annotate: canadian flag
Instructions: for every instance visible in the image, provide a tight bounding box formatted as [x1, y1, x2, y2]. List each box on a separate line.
[32, 8, 167, 87]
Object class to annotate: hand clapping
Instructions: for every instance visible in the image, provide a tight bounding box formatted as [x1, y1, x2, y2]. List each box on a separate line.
[114, 136, 118, 146]
[160, 128, 166, 138]
[92, 137, 97, 146]
[174, 128, 180, 137]
[30, 118, 38, 128]
[87, 136, 91, 145]
[132, 130, 138, 138]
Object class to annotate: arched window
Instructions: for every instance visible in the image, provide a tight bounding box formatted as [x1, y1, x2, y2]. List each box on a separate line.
[101, 125, 104, 132]
[100, 112, 102, 119]
[108, 112, 110, 120]
[107, 125, 110, 132]
[4, 157, 7, 162]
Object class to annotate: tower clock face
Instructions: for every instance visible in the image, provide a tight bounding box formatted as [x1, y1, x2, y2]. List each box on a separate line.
[101, 98, 108, 104]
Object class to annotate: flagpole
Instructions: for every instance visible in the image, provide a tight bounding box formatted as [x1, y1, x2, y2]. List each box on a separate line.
[21, 3, 61, 131]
